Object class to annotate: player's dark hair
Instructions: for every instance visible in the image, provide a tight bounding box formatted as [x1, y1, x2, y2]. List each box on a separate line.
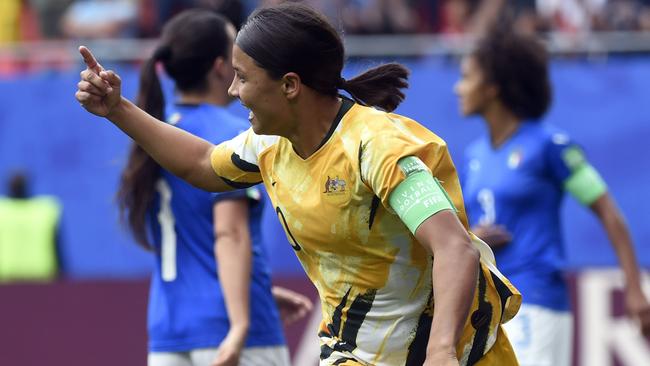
[117, 10, 232, 248]
[236, 3, 409, 112]
[470, 24, 552, 120]
[8, 172, 28, 199]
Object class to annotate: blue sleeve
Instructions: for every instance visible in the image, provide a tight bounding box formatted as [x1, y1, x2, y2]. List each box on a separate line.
[544, 132, 587, 185]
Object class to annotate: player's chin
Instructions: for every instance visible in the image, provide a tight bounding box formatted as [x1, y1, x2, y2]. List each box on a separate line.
[250, 114, 280, 136]
[248, 111, 261, 131]
[457, 104, 469, 117]
[249, 117, 268, 135]
[459, 103, 476, 117]
[251, 124, 263, 134]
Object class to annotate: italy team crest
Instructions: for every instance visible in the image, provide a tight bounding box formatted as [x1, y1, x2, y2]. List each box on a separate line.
[508, 148, 523, 169]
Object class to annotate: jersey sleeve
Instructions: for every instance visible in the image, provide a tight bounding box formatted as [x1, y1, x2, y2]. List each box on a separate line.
[210, 128, 265, 189]
[545, 132, 581, 183]
[359, 117, 466, 222]
[545, 132, 607, 205]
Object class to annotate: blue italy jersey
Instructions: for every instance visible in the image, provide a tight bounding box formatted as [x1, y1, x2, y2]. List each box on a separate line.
[147, 103, 285, 351]
[462, 122, 584, 311]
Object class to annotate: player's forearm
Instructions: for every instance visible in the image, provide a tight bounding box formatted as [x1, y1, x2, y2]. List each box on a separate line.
[593, 195, 644, 291]
[602, 208, 643, 290]
[215, 234, 252, 333]
[427, 240, 479, 356]
[107, 97, 224, 191]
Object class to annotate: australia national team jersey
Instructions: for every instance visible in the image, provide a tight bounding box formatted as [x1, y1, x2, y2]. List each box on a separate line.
[462, 122, 589, 311]
[147, 103, 285, 352]
[210, 98, 520, 366]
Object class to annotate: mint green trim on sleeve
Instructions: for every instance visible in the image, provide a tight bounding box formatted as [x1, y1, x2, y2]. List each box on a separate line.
[564, 163, 607, 206]
[396, 156, 430, 176]
[390, 156, 456, 234]
[562, 145, 586, 170]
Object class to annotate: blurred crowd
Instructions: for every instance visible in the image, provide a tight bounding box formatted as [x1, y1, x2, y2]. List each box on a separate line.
[2, 0, 650, 44]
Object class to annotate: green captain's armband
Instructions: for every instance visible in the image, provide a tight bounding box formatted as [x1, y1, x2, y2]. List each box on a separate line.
[389, 156, 456, 234]
[564, 163, 607, 205]
[561, 146, 607, 205]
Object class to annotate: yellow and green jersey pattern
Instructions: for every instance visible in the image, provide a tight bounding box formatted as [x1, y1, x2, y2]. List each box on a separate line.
[210, 99, 520, 365]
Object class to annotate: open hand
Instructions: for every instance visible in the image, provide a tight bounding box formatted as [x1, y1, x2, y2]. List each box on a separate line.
[210, 329, 245, 366]
[75, 46, 122, 117]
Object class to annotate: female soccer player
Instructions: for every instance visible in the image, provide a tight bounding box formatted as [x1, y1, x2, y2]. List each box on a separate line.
[455, 27, 650, 366]
[115, 10, 310, 366]
[76, 3, 520, 365]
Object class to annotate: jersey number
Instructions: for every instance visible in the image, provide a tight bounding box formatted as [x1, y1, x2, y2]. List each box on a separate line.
[477, 188, 496, 226]
[156, 179, 177, 281]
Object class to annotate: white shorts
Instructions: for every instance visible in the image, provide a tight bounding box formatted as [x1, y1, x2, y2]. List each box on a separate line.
[148, 345, 291, 366]
[503, 303, 573, 366]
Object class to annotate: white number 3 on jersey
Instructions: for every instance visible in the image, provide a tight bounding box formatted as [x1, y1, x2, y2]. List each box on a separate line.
[477, 188, 496, 226]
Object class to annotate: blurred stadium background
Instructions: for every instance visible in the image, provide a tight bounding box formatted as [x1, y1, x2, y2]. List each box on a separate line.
[0, 0, 649, 365]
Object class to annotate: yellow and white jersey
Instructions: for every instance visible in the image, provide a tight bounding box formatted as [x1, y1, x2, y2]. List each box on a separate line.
[210, 99, 520, 365]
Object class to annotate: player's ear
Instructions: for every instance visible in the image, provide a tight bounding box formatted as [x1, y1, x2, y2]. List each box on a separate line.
[281, 72, 300, 100]
[485, 83, 499, 100]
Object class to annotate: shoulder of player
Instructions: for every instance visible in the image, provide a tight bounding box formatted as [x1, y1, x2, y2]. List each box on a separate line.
[235, 129, 281, 158]
[532, 123, 579, 150]
[343, 104, 403, 130]
[344, 104, 446, 148]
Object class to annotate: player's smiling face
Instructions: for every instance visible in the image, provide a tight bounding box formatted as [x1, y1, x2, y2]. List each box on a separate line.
[228, 45, 291, 136]
[454, 56, 496, 117]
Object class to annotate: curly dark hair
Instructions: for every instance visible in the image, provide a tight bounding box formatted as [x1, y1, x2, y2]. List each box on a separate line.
[471, 26, 552, 120]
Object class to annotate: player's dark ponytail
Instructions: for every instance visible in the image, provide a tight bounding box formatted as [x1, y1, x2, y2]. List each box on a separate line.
[116, 48, 165, 249]
[237, 3, 409, 112]
[338, 63, 409, 112]
[117, 10, 231, 248]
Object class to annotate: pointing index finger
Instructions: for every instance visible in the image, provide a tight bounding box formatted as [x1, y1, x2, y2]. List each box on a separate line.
[79, 46, 103, 72]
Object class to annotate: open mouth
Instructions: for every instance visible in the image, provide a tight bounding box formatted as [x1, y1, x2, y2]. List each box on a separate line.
[240, 102, 255, 123]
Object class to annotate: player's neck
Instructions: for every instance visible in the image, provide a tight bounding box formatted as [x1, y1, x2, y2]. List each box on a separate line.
[483, 103, 521, 148]
[287, 95, 342, 159]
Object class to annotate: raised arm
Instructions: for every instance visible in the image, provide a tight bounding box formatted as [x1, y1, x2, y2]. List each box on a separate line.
[75, 46, 230, 192]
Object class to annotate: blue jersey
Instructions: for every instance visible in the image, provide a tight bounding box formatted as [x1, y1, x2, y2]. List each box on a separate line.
[147, 103, 285, 352]
[462, 122, 584, 311]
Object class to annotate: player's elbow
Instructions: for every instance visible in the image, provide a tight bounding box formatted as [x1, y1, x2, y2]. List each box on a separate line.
[214, 226, 250, 252]
[182, 167, 212, 191]
[456, 235, 480, 263]
[428, 230, 479, 266]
